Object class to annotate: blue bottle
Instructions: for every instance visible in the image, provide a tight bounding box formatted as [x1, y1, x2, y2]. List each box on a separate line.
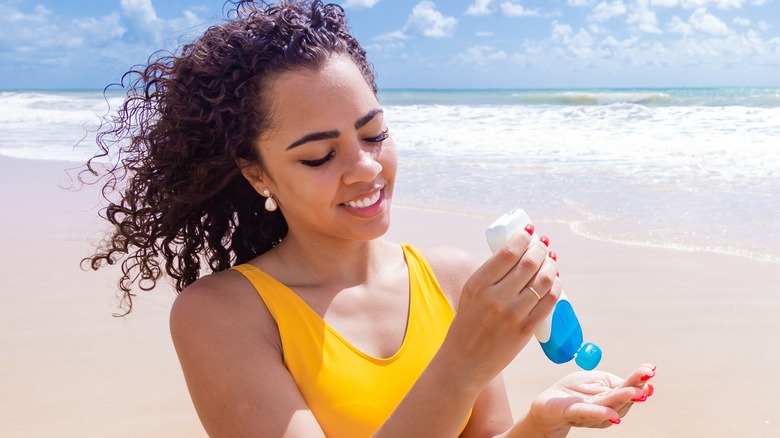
[485, 209, 602, 370]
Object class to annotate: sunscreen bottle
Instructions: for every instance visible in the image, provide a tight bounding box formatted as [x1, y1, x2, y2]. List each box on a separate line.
[485, 209, 602, 370]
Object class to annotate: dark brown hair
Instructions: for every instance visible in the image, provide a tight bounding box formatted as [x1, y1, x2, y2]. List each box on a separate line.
[81, 0, 376, 315]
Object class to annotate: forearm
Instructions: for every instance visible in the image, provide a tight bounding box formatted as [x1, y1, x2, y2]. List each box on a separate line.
[372, 343, 486, 437]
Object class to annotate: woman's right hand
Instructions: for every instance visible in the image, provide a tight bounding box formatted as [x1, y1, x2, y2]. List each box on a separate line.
[444, 224, 561, 389]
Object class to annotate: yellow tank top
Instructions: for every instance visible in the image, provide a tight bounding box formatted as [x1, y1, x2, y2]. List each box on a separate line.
[232, 244, 459, 437]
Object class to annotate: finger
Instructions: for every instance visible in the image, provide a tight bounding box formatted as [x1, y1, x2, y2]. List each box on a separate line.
[515, 253, 558, 306]
[527, 274, 562, 322]
[475, 226, 535, 285]
[620, 364, 657, 389]
[563, 402, 620, 428]
[591, 386, 647, 408]
[494, 238, 549, 294]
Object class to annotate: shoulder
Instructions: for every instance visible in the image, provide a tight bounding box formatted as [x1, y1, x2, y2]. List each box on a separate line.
[169, 267, 280, 353]
[168, 268, 324, 435]
[412, 244, 480, 311]
[170, 269, 251, 323]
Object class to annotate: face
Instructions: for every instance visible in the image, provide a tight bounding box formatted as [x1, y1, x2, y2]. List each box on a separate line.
[246, 54, 397, 245]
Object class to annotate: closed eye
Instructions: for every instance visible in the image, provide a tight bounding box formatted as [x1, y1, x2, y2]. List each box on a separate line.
[300, 151, 335, 167]
[363, 128, 389, 144]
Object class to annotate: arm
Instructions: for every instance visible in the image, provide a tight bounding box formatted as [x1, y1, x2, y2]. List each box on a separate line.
[170, 272, 326, 437]
[407, 235, 560, 437]
[419, 244, 656, 438]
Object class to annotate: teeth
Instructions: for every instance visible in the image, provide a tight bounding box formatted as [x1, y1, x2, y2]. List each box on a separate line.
[346, 191, 381, 209]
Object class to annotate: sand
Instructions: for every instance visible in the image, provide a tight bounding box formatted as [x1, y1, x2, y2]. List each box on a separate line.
[1, 155, 778, 437]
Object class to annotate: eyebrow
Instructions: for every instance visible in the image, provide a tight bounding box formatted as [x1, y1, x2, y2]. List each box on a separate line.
[285, 108, 384, 150]
[354, 108, 383, 130]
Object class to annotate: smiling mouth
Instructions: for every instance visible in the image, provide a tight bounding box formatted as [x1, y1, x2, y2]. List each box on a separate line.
[343, 190, 382, 209]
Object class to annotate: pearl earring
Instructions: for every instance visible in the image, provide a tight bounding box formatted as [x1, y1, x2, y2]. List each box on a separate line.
[262, 188, 278, 212]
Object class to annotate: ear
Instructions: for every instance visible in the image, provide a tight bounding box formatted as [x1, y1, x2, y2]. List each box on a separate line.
[236, 158, 268, 196]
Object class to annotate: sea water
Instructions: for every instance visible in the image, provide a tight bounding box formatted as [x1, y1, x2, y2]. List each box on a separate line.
[1, 88, 779, 263]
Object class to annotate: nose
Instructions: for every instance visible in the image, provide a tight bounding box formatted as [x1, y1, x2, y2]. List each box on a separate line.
[342, 145, 383, 185]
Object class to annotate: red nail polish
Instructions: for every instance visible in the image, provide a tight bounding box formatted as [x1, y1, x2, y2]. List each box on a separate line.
[548, 250, 557, 261]
[524, 224, 535, 235]
[640, 372, 655, 381]
[647, 383, 655, 397]
[631, 395, 647, 402]
[556, 271, 560, 277]
[540, 235, 550, 247]
[608, 418, 621, 425]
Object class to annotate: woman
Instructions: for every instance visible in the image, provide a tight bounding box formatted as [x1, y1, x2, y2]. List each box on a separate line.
[83, 1, 654, 436]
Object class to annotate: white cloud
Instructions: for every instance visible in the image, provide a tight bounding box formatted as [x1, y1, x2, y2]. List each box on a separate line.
[374, 30, 408, 43]
[466, 0, 494, 15]
[668, 7, 731, 36]
[590, 1, 627, 22]
[342, 0, 381, 8]
[120, 0, 163, 42]
[689, 7, 730, 35]
[757, 20, 771, 31]
[466, 0, 541, 17]
[73, 13, 127, 44]
[120, 0, 159, 23]
[669, 15, 694, 35]
[649, 0, 680, 6]
[548, 21, 598, 59]
[551, 20, 574, 43]
[453, 45, 508, 65]
[476, 31, 495, 37]
[500, 2, 541, 16]
[404, 1, 457, 38]
[732, 16, 750, 26]
[0, 0, 212, 87]
[650, 0, 749, 8]
[568, 0, 595, 5]
[628, 0, 663, 34]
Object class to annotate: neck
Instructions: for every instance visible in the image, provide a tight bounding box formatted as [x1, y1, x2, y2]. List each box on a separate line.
[263, 231, 392, 289]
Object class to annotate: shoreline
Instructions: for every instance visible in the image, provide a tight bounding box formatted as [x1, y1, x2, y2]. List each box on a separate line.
[2, 155, 779, 437]
[392, 203, 780, 266]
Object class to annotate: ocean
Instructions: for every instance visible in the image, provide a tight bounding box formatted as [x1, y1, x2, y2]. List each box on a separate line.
[2, 87, 779, 264]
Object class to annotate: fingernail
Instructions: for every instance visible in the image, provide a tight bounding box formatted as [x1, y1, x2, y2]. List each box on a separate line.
[556, 271, 560, 277]
[548, 250, 557, 261]
[609, 418, 621, 425]
[539, 235, 550, 247]
[524, 224, 535, 235]
[647, 383, 655, 397]
[631, 395, 648, 402]
[640, 372, 655, 381]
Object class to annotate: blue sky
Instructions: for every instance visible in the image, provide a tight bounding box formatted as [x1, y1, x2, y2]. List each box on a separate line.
[1, 0, 778, 89]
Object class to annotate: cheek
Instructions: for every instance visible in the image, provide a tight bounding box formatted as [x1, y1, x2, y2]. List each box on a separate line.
[381, 141, 399, 177]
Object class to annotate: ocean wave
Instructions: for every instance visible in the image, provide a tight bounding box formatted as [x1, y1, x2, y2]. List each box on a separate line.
[378, 87, 780, 108]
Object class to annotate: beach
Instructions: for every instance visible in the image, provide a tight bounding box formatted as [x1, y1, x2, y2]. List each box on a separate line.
[2, 155, 779, 437]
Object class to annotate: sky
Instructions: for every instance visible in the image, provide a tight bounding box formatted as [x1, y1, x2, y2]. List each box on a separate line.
[0, 0, 778, 89]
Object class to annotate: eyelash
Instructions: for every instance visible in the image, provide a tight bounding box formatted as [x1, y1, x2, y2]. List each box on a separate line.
[300, 151, 335, 167]
[364, 128, 390, 144]
[299, 128, 390, 168]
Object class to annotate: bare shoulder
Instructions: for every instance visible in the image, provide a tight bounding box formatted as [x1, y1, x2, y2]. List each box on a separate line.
[169, 268, 281, 367]
[414, 244, 481, 311]
[169, 269, 324, 435]
[170, 269, 272, 339]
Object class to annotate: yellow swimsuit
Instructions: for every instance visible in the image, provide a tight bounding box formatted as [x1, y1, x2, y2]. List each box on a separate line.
[232, 244, 458, 437]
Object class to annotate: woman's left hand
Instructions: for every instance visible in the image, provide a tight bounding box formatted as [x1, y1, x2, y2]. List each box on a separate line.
[526, 363, 656, 436]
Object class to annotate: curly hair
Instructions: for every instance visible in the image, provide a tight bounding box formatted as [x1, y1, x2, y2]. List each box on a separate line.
[81, 0, 377, 315]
